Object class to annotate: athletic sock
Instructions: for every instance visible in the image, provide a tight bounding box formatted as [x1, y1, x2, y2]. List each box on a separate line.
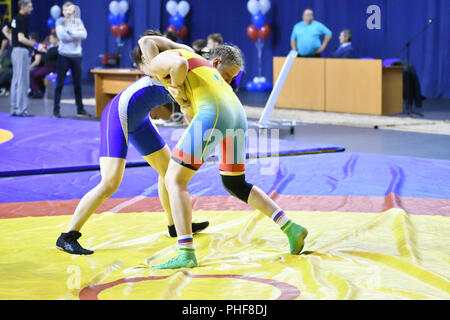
[178, 234, 194, 252]
[271, 209, 292, 230]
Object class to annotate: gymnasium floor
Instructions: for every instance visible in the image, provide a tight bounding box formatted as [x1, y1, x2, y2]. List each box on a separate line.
[0, 83, 449, 300]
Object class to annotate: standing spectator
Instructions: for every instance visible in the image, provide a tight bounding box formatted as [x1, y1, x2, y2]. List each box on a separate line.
[330, 29, 355, 58]
[10, 0, 46, 117]
[290, 8, 332, 57]
[54, 1, 89, 118]
[30, 32, 59, 98]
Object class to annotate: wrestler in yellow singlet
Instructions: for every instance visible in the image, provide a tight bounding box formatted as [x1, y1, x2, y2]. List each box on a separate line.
[136, 35, 308, 269]
[160, 48, 248, 173]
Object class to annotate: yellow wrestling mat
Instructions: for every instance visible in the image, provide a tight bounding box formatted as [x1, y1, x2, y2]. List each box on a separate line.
[0, 209, 449, 300]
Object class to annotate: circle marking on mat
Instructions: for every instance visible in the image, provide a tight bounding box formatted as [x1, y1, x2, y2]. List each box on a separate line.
[79, 270, 300, 300]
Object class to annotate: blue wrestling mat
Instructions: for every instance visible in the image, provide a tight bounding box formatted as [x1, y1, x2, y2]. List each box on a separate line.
[0, 114, 344, 177]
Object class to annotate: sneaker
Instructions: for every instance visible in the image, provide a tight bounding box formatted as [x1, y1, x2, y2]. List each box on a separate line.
[77, 109, 92, 118]
[11, 112, 18, 116]
[53, 111, 62, 118]
[282, 222, 308, 255]
[56, 231, 94, 255]
[0, 88, 6, 96]
[152, 249, 198, 269]
[168, 221, 210, 238]
[17, 111, 34, 117]
[5, 91, 9, 97]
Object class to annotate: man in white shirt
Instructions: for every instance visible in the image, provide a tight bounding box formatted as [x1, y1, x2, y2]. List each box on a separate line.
[53, 1, 89, 118]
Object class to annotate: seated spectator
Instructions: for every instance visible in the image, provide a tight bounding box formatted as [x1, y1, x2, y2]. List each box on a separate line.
[0, 45, 12, 96]
[330, 29, 355, 58]
[192, 38, 206, 55]
[207, 33, 223, 51]
[29, 33, 43, 70]
[29, 32, 59, 98]
[200, 33, 224, 59]
[0, 20, 10, 57]
[164, 30, 178, 42]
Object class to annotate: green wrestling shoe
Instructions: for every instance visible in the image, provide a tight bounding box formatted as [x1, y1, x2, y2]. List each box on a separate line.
[281, 221, 308, 254]
[152, 249, 198, 269]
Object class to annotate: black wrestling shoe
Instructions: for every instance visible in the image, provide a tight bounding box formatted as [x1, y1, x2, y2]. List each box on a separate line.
[56, 231, 94, 255]
[168, 221, 210, 238]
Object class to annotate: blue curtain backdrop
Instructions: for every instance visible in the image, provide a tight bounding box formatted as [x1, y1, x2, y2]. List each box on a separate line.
[27, 0, 449, 98]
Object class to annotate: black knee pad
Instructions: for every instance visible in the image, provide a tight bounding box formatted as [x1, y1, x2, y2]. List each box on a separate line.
[221, 174, 253, 203]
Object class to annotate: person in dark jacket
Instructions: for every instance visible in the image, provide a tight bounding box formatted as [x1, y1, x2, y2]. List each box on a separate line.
[29, 32, 59, 98]
[331, 29, 355, 58]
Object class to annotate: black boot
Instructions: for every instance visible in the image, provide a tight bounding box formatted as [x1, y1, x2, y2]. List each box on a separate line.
[56, 231, 94, 255]
[54, 107, 61, 118]
[168, 221, 210, 237]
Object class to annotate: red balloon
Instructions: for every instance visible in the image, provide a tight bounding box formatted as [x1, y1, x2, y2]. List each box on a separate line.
[259, 24, 272, 41]
[247, 24, 259, 41]
[117, 23, 130, 38]
[177, 25, 188, 40]
[110, 25, 120, 37]
[166, 25, 177, 33]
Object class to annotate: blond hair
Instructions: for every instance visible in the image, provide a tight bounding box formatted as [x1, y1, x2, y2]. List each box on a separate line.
[63, 1, 74, 8]
[210, 44, 244, 70]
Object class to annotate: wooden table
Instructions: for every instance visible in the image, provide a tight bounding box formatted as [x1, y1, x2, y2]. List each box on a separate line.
[90, 68, 144, 117]
[273, 57, 404, 115]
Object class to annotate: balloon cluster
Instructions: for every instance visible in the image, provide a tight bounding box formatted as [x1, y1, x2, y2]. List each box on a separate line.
[166, 0, 190, 41]
[47, 5, 61, 32]
[246, 76, 272, 92]
[246, 0, 272, 42]
[108, 1, 130, 38]
[245, 0, 273, 92]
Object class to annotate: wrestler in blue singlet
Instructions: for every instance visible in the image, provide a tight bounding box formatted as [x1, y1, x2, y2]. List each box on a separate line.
[99, 76, 172, 159]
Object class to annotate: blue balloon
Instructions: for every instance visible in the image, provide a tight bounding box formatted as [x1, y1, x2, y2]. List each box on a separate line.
[262, 81, 273, 91]
[246, 81, 256, 91]
[108, 13, 117, 25]
[117, 13, 127, 24]
[47, 17, 55, 29]
[170, 13, 184, 30]
[251, 13, 265, 29]
[255, 82, 265, 92]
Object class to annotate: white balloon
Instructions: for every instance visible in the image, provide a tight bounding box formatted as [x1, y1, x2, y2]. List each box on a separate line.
[166, 0, 178, 16]
[247, 0, 261, 15]
[177, 1, 190, 17]
[118, 1, 129, 14]
[109, 1, 120, 15]
[50, 5, 61, 20]
[259, 0, 271, 14]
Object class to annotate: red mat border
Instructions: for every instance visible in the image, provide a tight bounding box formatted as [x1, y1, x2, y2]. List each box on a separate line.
[1, 192, 449, 218]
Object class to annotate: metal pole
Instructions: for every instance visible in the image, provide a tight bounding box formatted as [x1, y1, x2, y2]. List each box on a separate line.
[259, 50, 297, 125]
